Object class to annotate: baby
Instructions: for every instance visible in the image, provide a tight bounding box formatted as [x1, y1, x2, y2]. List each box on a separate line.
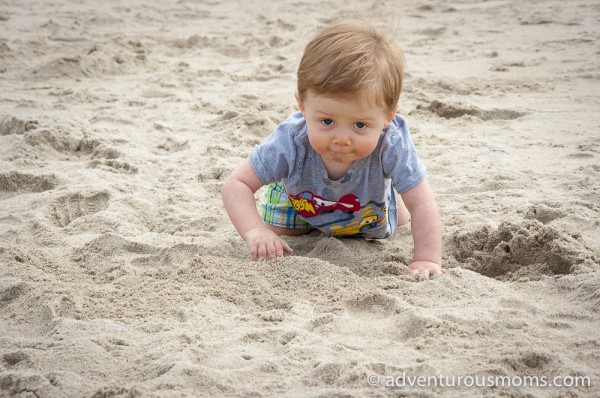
[222, 21, 444, 277]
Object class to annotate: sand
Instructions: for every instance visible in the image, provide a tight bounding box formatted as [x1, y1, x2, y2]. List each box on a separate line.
[1, 0, 599, 397]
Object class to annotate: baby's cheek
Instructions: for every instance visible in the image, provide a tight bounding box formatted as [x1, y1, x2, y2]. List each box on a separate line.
[355, 139, 379, 158]
[308, 137, 327, 155]
[307, 133, 323, 153]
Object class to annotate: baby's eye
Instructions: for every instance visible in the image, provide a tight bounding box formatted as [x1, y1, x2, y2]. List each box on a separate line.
[354, 122, 367, 130]
[321, 119, 334, 126]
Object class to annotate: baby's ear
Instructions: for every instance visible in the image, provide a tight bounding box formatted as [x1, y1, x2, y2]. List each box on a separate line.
[384, 104, 399, 126]
[295, 92, 305, 113]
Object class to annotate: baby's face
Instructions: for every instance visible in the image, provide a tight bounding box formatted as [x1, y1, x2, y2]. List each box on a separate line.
[297, 91, 395, 167]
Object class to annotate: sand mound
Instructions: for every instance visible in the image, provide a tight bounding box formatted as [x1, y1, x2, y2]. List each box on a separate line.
[450, 219, 598, 281]
[0, 171, 60, 194]
[0, 115, 38, 136]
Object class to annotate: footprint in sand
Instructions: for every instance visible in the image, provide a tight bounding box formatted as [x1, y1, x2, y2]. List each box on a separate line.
[519, 202, 566, 224]
[502, 351, 555, 374]
[29, 39, 148, 81]
[157, 137, 189, 153]
[417, 100, 526, 120]
[196, 156, 234, 186]
[87, 159, 138, 174]
[344, 293, 443, 341]
[46, 191, 110, 228]
[11, 126, 121, 161]
[0, 282, 55, 336]
[345, 292, 398, 317]
[72, 233, 161, 282]
[2, 351, 32, 369]
[0, 281, 29, 305]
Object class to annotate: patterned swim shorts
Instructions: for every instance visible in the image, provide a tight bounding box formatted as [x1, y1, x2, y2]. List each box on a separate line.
[259, 181, 312, 229]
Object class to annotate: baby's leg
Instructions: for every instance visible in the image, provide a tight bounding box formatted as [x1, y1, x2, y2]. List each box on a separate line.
[259, 181, 313, 236]
[396, 193, 411, 226]
[266, 225, 313, 236]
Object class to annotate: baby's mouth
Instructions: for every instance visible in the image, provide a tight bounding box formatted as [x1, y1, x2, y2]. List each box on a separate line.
[329, 148, 353, 155]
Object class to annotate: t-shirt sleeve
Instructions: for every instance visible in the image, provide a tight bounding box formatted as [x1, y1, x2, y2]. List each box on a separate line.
[382, 116, 427, 193]
[249, 116, 300, 185]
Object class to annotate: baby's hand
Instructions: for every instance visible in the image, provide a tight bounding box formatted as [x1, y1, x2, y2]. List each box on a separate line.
[244, 227, 293, 260]
[408, 261, 446, 278]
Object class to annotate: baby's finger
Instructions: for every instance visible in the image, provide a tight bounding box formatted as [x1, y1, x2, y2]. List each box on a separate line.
[275, 246, 285, 258]
[274, 240, 291, 258]
[429, 267, 447, 278]
[256, 244, 268, 260]
[281, 240, 293, 254]
[409, 268, 430, 278]
[266, 242, 278, 259]
[273, 239, 286, 257]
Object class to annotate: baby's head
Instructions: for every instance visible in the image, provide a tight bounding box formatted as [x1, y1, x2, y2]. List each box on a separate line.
[297, 21, 404, 114]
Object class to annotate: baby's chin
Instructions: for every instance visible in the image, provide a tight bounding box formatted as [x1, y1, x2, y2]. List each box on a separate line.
[325, 151, 357, 163]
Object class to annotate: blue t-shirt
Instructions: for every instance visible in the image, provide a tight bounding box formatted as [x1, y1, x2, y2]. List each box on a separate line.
[250, 112, 426, 238]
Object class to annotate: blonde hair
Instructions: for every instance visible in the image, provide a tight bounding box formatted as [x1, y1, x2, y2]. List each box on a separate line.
[297, 21, 404, 113]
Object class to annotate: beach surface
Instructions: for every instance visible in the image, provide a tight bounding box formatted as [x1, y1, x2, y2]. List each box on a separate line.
[1, 0, 599, 396]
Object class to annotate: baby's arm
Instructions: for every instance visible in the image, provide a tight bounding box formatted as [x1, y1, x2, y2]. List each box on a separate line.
[222, 159, 293, 259]
[400, 178, 445, 277]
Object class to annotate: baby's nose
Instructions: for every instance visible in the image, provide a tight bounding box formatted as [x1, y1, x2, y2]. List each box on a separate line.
[332, 130, 352, 145]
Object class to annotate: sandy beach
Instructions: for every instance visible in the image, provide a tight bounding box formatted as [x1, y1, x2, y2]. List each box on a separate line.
[1, 0, 599, 396]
